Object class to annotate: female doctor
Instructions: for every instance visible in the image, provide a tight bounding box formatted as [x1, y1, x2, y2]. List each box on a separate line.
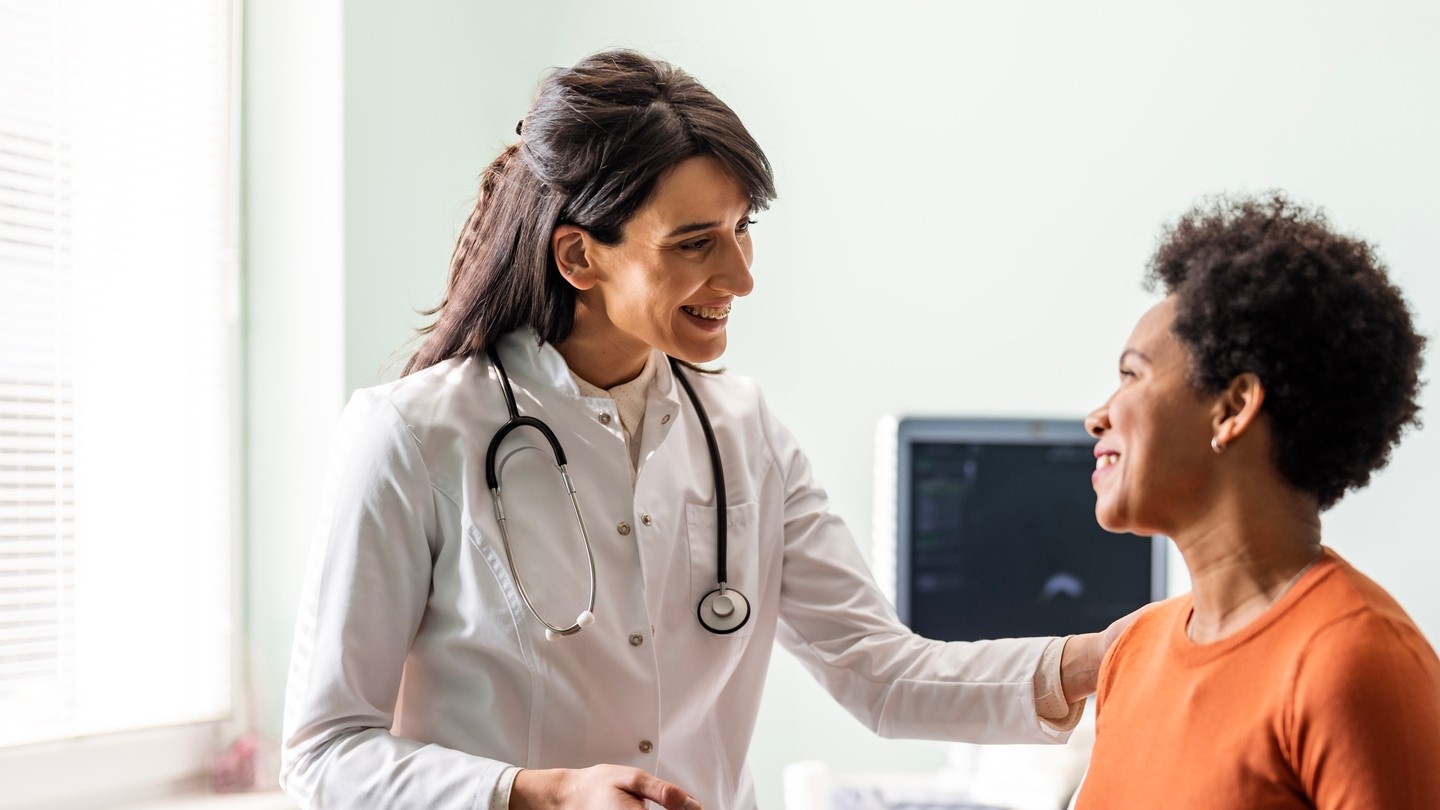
[280, 50, 1123, 810]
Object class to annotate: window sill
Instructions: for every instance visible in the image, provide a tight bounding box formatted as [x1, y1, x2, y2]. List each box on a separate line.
[1, 723, 235, 809]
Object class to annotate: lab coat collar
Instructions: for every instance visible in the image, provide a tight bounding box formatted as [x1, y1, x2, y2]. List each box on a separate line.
[493, 328, 681, 408]
[494, 329, 577, 394]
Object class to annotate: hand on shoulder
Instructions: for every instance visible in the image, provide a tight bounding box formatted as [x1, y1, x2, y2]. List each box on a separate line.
[1062, 602, 1161, 700]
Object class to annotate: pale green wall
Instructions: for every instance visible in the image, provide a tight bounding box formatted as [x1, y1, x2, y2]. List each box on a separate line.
[247, 2, 1440, 806]
[341, 4, 543, 390]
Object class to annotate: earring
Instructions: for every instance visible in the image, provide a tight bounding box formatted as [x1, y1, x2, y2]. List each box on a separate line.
[1211, 437, 1225, 454]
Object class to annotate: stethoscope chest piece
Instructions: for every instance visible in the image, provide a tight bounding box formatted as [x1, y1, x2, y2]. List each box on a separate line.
[698, 586, 750, 634]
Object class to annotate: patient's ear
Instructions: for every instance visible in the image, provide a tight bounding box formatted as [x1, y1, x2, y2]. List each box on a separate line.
[552, 225, 596, 291]
[1212, 372, 1265, 447]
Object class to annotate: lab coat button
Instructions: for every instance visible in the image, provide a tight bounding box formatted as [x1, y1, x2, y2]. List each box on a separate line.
[617, 522, 631, 536]
[628, 633, 644, 647]
[660, 414, 671, 424]
[641, 514, 653, 526]
[599, 412, 613, 425]
[638, 740, 653, 754]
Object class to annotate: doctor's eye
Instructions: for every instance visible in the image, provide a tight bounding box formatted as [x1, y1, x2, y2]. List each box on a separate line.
[736, 218, 757, 234]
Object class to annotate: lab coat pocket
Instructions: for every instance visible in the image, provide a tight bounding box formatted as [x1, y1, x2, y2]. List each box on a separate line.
[686, 501, 760, 639]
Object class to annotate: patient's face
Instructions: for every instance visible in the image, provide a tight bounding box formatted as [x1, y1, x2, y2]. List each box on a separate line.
[1085, 297, 1219, 536]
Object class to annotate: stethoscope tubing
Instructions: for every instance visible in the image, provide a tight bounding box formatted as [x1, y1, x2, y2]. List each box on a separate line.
[483, 346, 748, 638]
[671, 357, 751, 635]
[486, 348, 597, 638]
[668, 359, 727, 585]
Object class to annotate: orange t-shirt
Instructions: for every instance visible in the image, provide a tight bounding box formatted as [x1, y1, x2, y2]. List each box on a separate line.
[1076, 548, 1440, 809]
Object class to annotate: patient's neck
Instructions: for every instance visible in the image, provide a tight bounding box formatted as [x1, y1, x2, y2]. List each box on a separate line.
[1174, 486, 1322, 644]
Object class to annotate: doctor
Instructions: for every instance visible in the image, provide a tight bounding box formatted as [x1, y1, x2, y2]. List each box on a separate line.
[281, 50, 1124, 810]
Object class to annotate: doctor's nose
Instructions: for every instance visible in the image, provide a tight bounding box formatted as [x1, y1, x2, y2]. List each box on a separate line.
[712, 236, 754, 298]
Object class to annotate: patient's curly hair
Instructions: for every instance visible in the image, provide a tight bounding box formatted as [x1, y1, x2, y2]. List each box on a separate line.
[1148, 192, 1426, 510]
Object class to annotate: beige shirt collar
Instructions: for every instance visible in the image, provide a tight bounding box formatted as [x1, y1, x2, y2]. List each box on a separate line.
[571, 354, 657, 481]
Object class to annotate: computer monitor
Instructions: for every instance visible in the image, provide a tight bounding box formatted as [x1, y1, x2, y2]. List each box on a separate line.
[873, 417, 1167, 642]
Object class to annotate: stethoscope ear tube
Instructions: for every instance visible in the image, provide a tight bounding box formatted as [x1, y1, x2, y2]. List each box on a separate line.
[485, 348, 569, 489]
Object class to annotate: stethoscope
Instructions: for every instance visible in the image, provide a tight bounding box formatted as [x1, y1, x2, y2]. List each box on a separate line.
[484, 347, 751, 640]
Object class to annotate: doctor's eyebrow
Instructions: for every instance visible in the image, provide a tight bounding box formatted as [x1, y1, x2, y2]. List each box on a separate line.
[663, 220, 723, 238]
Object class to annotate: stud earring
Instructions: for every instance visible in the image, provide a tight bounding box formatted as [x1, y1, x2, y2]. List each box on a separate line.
[1211, 437, 1226, 454]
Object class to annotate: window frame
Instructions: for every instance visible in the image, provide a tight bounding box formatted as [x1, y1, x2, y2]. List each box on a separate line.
[0, 0, 246, 802]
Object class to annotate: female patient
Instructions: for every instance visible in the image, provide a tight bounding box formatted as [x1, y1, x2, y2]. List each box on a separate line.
[1075, 193, 1440, 808]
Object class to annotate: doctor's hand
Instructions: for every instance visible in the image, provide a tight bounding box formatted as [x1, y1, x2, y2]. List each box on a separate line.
[512, 764, 703, 810]
[1059, 602, 1156, 701]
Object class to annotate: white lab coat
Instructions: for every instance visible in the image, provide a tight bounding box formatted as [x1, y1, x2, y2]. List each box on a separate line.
[281, 330, 1061, 810]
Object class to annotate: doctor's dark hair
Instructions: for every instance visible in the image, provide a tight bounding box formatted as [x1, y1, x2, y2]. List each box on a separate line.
[1149, 192, 1426, 511]
[403, 50, 776, 375]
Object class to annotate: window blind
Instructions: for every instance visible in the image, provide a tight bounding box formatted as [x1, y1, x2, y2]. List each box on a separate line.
[0, 0, 236, 747]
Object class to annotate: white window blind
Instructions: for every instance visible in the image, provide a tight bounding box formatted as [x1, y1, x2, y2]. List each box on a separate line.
[0, 0, 237, 748]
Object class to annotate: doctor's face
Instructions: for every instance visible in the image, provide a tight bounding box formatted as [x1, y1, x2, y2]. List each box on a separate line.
[1085, 297, 1220, 537]
[578, 155, 755, 368]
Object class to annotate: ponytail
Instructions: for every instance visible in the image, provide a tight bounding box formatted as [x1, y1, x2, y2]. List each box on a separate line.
[402, 144, 571, 375]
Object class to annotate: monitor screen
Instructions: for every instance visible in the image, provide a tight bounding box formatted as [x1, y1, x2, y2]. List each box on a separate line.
[876, 417, 1165, 642]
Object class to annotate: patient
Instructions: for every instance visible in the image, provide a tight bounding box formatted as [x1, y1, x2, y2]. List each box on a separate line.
[1074, 192, 1440, 808]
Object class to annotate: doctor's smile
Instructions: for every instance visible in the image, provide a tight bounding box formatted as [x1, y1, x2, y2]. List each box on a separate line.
[680, 301, 733, 324]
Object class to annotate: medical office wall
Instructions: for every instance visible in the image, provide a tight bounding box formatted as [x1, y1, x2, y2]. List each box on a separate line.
[245, 2, 1440, 808]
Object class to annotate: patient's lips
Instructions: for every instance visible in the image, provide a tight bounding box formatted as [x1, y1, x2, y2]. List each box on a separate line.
[1092, 446, 1120, 487]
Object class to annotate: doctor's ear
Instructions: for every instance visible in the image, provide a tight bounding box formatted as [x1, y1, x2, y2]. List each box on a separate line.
[552, 225, 597, 290]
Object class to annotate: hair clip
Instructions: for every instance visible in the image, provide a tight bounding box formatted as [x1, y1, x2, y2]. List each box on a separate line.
[515, 119, 524, 136]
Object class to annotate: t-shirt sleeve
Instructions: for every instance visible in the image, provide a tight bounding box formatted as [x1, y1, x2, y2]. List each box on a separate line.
[1289, 609, 1440, 809]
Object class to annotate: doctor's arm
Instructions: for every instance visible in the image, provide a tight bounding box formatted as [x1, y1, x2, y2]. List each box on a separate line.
[281, 391, 513, 809]
[759, 397, 1122, 742]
